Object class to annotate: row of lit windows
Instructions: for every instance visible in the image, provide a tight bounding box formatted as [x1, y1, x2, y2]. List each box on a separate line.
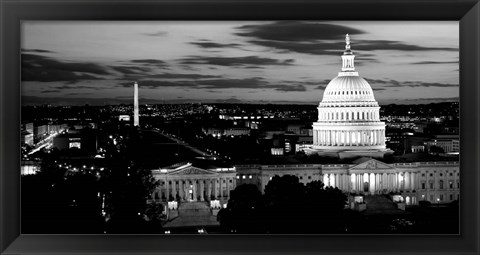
[237, 175, 253, 179]
[320, 110, 378, 121]
[161, 179, 232, 185]
[423, 194, 459, 202]
[326, 90, 372, 96]
[421, 172, 459, 177]
[421, 180, 459, 189]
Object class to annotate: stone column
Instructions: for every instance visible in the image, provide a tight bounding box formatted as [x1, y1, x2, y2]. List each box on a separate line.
[219, 178, 223, 198]
[178, 181, 183, 201]
[166, 180, 170, 201]
[200, 179, 205, 201]
[172, 180, 177, 200]
[411, 172, 415, 191]
[357, 174, 360, 191]
[206, 180, 211, 200]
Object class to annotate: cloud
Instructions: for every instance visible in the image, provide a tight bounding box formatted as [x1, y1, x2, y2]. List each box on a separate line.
[246, 40, 342, 55]
[180, 55, 295, 67]
[236, 21, 364, 42]
[246, 39, 457, 56]
[118, 77, 307, 92]
[21, 49, 55, 53]
[53, 85, 109, 90]
[117, 80, 196, 88]
[148, 73, 221, 79]
[40, 89, 61, 93]
[235, 22, 457, 55]
[111, 65, 151, 75]
[365, 78, 458, 88]
[411, 61, 459, 65]
[129, 59, 167, 65]
[273, 85, 306, 92]
[353, 40, 458, 52]
[65, 92, 93, 96]
[190, 40, 243, 49]
[21, 53, 110, 82]
[143, 31, 168, 37]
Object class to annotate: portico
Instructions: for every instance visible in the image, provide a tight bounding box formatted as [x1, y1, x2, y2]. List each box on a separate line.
[151, 163, 236, 203]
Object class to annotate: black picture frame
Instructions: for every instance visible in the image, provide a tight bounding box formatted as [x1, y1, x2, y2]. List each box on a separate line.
[1, 0, 479, 254]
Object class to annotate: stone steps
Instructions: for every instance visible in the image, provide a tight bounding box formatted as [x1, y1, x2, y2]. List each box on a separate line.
[178, 201, 211, 216]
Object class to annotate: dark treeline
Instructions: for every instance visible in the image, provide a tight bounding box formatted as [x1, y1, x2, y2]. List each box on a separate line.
[217, 175, 350, 234]
[21, 126, 163, 234]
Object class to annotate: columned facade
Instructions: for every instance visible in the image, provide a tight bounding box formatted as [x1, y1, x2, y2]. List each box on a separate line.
[236, 160, 460, 206]
[151, 163, 236, 204]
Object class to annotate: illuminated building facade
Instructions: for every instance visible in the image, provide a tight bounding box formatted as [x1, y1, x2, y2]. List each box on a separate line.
[309, 34, 391, 159]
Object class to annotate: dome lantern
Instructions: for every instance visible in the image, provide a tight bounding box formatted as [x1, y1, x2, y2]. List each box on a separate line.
[341, 34, 355, 72]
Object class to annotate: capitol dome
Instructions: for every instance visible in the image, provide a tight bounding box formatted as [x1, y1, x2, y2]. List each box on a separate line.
[321, 75, 376, 104]
[309, 34, 390, 159]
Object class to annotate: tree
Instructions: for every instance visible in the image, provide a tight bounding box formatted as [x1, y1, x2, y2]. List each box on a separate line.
[304, 181, 347, 233]
[429, 145, 445, 155]
[223, 184, 264, 233]
[103, 162, 160, 233]
[263, 175, 306, 233]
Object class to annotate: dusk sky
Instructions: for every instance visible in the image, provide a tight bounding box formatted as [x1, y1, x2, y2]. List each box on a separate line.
[21, 21, 459, 105]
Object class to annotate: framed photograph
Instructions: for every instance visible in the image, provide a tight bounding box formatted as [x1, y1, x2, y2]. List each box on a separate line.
[1, 0, 479, 254]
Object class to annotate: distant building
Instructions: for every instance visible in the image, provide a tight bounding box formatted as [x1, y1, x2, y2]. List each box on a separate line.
[202, 127, 250, 137]
[21, 160, 40, 175]
[52, 129, 98, 154]
[118, 115, 130, 122]
[150, 162, 236, 204]
[411, 145, 425, 153]
[23, 122, 34, 135]
[33, 124, 48, 141]
[21, 130, 34, 146]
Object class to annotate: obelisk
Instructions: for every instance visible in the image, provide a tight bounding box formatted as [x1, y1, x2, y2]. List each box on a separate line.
[134, 81, 139, 126]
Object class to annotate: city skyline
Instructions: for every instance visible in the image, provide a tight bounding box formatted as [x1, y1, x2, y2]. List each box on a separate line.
[21, 21, 459, 106]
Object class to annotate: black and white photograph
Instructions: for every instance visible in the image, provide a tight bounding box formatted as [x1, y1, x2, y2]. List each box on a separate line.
[20, 21, 460, 234]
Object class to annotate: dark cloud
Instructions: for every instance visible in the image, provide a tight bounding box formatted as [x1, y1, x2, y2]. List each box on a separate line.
[40, 89, 61, 93]
[353, 40, 458, 52]
[235, 22, 457, 55]
[180, 56, 294, 66]
[365, 78, 458, 88]
[21, 49, 55, 53]
[197, 78, 269, 89]
[406, 97, 459, 101]
[143, 31, 168, 37]
[148, 73, 221, 79]
[411, 61, 459, 65]
[129, 59, 167, 65]
[53, 85, 109, 91]
[247, 40, 342, 55]
[111, 65, 151, 75]
[236, 21, 364, 42]
[246, 39, 457, 56]
[65, 92, 93, 96]
[273, 85, 306, 92]
[117, 80, 196, 88]
[118, 77, 307, 92]
[190, 41, 243, 49]
[22, 53, 109, 82]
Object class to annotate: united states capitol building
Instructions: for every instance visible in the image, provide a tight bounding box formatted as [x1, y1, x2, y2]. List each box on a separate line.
[151, 35, 459, 213]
